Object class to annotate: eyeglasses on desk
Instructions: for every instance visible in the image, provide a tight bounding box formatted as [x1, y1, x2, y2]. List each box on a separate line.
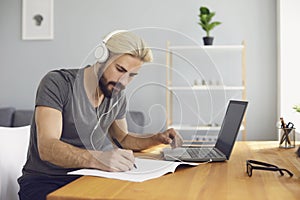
[246, 160, 293, 177]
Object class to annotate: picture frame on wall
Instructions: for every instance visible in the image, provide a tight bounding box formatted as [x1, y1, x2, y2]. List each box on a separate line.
[22, 0, 54, 40]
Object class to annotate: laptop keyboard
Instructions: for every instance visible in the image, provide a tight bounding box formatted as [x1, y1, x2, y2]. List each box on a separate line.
[187, 148, 223, 158]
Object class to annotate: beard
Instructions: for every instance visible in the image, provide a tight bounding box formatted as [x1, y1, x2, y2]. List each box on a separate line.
[98, 75, 125, 98]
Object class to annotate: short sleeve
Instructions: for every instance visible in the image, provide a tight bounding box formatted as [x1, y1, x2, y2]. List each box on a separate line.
[35, 71, 69, 112]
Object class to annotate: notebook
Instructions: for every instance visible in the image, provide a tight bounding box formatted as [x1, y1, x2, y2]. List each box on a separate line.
[163, 100, 248, 162]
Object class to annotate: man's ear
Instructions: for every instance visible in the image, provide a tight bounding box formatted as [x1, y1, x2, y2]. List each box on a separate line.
[97, 64, 105, 80]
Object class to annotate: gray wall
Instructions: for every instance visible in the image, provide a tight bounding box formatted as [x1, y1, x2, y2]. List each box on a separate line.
[0, 0, 277, 140]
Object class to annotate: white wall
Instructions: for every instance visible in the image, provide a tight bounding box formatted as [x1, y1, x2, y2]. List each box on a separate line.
[278, 0, 300, 136]
[0, 0, 277, 140]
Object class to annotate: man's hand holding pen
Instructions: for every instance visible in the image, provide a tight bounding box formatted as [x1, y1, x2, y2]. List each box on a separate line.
[100, 128, 183, 173]
[90, 149, 136, 172]
[112, 138, 137, 169]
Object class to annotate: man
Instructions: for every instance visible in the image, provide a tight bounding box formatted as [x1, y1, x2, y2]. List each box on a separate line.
[18, 30, 183, 200]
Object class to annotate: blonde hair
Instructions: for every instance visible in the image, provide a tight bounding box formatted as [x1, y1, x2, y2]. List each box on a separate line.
[105, 31, 153, 63]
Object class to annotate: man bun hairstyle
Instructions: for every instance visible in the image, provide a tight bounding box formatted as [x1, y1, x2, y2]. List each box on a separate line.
[105, 31, 153, 63]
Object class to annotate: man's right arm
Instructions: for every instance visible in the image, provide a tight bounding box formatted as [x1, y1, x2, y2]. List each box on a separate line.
[35, 106, 135, 172]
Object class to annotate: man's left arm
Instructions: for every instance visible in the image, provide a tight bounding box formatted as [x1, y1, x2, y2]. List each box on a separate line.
[109, 118, 183, 151]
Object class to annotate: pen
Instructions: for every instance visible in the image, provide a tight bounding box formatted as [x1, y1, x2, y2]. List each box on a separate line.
[280, 117, 286, 128]
[112, 138, 137, 169]
[279, 117, 291, 145]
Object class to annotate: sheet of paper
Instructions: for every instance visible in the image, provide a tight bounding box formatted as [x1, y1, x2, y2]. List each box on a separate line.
[68, 158, 198, 182]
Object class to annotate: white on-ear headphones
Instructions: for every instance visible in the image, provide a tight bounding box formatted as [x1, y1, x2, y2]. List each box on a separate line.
[90, 100, 120, 150]
[94, 30, 127, 63]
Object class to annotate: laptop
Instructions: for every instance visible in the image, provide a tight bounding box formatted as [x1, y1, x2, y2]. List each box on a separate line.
[163, 100, 248, 162]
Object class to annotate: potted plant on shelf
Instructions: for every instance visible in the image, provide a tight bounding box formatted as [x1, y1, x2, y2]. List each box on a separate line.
[198, 6, 221, 45]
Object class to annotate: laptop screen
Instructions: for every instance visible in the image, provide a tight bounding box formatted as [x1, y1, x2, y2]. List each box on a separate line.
[215, 100, 248, 159]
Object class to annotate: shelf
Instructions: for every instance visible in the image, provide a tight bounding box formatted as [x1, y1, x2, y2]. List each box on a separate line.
[168, 86, 245, 91]
[168, 45, 244, 51]
[169, 124, 220, 131]
[166, 41, 247, 140]
[168, 124, 245, 131]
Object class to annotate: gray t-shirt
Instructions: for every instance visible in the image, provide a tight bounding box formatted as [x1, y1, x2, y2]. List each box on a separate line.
[22, 67, 127, 176]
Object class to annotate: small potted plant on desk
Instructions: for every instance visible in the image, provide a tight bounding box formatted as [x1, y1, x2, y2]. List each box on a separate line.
[198, 6, 221, 45]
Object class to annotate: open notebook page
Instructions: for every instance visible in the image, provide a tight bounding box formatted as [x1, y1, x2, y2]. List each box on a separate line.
[68, 158, 198, 182]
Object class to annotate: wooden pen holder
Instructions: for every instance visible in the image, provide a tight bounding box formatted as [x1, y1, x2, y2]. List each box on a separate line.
[278, 128, 295, 148]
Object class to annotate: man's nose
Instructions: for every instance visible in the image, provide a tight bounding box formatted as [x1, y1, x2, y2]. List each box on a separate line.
[118, 75, 130, 86]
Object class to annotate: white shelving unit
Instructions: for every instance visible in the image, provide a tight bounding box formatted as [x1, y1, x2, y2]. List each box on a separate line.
[166, 42, 247, 141]
[168, 45, 244, 51]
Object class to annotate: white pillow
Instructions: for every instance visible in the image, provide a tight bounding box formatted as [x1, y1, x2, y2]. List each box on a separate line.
[0, 125, 30, 200]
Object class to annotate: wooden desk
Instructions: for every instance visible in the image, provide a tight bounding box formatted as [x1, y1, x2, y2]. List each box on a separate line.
[47, 142, 300, 200]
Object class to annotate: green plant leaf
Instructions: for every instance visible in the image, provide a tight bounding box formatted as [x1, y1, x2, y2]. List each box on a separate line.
[207, 21, 221, 31]
[293, 105, 300, 112]
[200, 15, 209, 25]
[206, 13, 215, 23]
[200, 7, 210, 15]
[198, 22, 208, 32]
